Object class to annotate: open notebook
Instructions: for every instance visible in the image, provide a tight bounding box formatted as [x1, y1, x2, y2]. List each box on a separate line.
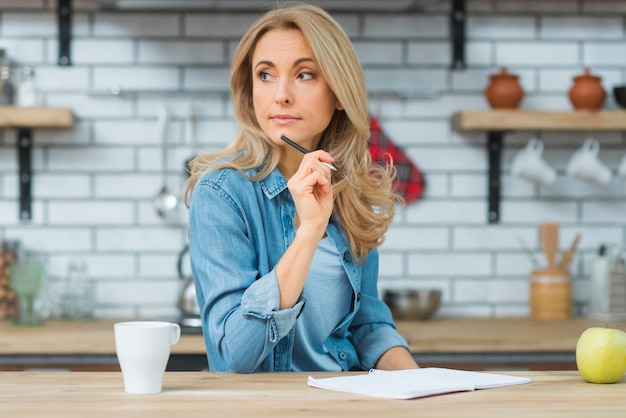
[307, 367, 531, 400]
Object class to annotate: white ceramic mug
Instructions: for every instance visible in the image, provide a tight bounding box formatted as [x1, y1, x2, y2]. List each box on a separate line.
[511, 138, 556, 187]
[114, 321, 181, 394]
[566, 138, 612, 186]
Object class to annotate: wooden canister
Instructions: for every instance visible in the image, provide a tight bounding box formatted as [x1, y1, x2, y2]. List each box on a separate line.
[530, 268, 572, 320]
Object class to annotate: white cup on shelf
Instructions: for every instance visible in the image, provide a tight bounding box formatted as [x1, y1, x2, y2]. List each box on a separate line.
[114, 321, 180, 394]
[511, 138, 556, 187]
[566, 138, 612, 186]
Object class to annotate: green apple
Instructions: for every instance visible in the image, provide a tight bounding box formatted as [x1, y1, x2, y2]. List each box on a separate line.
[576, 326, 626, 384]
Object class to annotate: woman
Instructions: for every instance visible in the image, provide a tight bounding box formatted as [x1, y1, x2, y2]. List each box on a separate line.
[184, 3, 418, 373]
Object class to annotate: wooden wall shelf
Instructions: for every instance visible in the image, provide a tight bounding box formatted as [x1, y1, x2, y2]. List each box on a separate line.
[0, 106, 73, 128]
[0, 106, 74, 221]
[454, 110, 626, 132]
[452, 109, 626, 224]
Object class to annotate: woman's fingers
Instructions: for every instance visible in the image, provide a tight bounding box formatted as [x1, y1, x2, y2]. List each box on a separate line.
[287, 152, 334, 230]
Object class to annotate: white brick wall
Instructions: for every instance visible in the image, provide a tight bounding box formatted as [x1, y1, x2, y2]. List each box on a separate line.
[1, 0, 625, 319]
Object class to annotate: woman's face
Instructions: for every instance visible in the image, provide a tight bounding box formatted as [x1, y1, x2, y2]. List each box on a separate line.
[251, 28, 341, 153]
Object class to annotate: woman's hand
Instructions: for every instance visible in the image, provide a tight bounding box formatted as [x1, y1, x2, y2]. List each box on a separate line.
[375, 347, 419, 370]
[275, 150, 334, 309]
[287, 150, 334, 239]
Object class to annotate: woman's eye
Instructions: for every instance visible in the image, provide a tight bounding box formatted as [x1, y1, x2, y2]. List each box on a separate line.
[258, 71, 272, 81]
[298, 72, 314, 81]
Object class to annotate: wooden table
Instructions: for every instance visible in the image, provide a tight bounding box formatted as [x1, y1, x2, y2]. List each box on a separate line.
[2, 318, 625, 371]
[1, 371, 624, 417]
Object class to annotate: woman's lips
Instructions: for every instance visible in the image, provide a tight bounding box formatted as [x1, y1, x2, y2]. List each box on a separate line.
[271, 114, 299, 125]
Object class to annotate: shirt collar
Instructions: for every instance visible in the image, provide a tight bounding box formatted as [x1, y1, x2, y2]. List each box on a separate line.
[259, 166, 288, 200]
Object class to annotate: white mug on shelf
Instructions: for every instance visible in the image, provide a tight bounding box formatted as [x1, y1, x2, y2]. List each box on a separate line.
[566, 138, 612, 186]
[511, 138, 556, 187]
[114, 321, 181, 394]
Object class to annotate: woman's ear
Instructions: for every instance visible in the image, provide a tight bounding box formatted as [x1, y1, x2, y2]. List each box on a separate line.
[336, 101, 344, 111]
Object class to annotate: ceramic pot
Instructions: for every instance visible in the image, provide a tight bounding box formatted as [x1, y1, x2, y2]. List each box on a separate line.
[484, 67, 524, 109]
[568, 68, 606, 110]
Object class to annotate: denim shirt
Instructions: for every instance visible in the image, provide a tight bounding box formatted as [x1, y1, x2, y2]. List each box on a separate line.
[188, 165, 410, 373]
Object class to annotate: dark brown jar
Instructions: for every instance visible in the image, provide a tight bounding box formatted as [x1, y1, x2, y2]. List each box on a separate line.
[568, 68, 606, 110]
[484, 67, 524, 109]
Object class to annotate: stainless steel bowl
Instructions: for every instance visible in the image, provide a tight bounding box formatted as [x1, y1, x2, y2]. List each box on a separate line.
[383, 289, 442, 320]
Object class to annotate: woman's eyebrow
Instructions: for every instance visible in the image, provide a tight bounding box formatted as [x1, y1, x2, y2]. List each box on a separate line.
[253, 57, 314, 70]
[293, 57, 314, 66]
[254, 60, 274, 69]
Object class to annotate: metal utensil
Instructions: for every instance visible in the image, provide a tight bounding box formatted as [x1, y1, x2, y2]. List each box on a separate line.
[153, 104, 179, 218]
[517, 235, 540, 267]
[184, 103, 198, 178]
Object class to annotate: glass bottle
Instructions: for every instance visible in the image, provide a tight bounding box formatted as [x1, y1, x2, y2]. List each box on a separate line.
[16, 66, 37, 107]
[0, 49, 15, 105]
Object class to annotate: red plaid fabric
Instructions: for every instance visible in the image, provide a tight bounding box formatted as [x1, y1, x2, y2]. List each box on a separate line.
[368, 116, 426, 204]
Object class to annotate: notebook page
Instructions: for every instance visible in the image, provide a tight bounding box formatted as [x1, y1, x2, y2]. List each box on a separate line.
[307, 371, 474, 400]
[385, 367, 531, 389]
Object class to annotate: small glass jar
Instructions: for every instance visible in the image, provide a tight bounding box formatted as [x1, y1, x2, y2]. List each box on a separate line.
[61, 260, 95, 320]
[0, 241, 20, 319]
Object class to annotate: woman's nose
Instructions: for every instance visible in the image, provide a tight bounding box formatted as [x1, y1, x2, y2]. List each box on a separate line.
[274, 79, 292, 105]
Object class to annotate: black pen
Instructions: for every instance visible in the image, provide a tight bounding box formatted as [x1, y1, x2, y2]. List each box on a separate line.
[280, 135, 337, 171]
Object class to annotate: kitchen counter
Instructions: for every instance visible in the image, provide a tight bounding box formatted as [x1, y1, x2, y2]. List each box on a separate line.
[396, 317, 626, 370]
[396, 317, 626, 352]
[2, 318, 625, 371]
[0, 319, 203, 355]
[0, 319, 206, 371]
[1, 371, 625, 417]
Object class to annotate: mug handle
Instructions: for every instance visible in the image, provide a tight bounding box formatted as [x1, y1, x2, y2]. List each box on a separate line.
[527, 138, 544, 154]
[619, 153, 626, 177]
[583, 137, 599, 155]
[170, 323, 181, 345]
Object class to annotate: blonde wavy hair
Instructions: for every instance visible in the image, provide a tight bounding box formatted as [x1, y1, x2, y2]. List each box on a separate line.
[184, 3, 401, 262]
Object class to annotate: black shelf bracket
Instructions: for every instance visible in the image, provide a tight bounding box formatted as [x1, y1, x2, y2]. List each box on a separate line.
[450, 0, 466, 70]
[487, 132, 504, 224]
[17, 128, 33, 221]
[58, 0, 72, 66]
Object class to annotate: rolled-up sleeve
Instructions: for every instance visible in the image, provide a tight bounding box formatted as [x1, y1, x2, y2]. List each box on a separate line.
[242, 269, 304, 343]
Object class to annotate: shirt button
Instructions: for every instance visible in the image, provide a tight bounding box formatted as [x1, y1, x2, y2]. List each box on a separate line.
[356, 293, 361, 301]
[343, 252, 352, 262]
[338, 351, 346, 360]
